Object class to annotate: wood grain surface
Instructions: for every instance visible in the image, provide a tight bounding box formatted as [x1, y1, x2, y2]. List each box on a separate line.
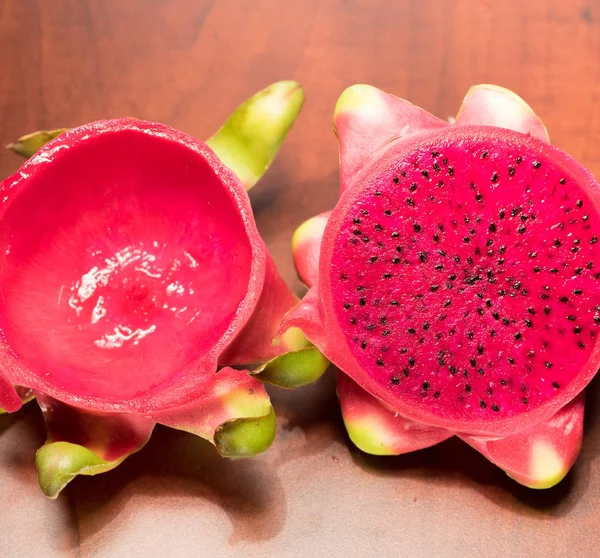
[1, 1, 600, 556]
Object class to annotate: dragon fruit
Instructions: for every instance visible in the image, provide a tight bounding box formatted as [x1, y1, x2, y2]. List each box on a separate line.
[286, 84, 600, 488]
[0, 81, 328, 498]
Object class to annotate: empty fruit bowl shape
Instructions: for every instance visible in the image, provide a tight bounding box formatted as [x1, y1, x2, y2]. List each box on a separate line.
[0, 81, 328, 498]
[286, 84, 600, 488]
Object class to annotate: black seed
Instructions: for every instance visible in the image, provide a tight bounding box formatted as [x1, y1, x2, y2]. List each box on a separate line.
[433, 234, 440, 243]
[409, 357, 415, 367]
[374, 191, 382, 196]
[392, 258, 401, 264]
[508, 166, 515, 176]
[500, 379, 507, 386]
[522, 397, 528, 404]
[374, 224, 383, 231]
[574, 326, 582, 333]
[465, 385, 472, 393]
[468, 331, 474, 339]
[422, 381, 429, 392]
[477, 307, 484, 315]
[403, 368, 410, 377]
[382, 273, 392, 279]
[361, 340, 367, 349]
[554, 239, 562, 247]
[550, 268, 559, 274]
[396, 246, 403, 253]
[359, 298, 366, 306]
[592, 236, 598, 244]
[449, 274, 457, 280]
[382, 330, 391, 337]
[544, 306, 551, 315]
[419, 252, 428, 263]
[480, 400, 486, 408]
[545, 361, 553, 368]
[343, 303, 351, 309]
[525, 319, 533, 327]
[449, 366, 457, 375]
[518, 226, 526, 234]
[470, 357, 477, 367]
[567, 315, 576, 321]
[393, 176, 400, 184]
[492, 404, 499, 412]
[448, 167, 454, 176]
[533, 160, 541, 169]
[366, 324, 375, 331]
[408, 328, 416, 335]
[579, 341, 586, 348]
[391, 300, 399, 306]
[361, 210, 369, 216]
[443, 300, 452, 308]
[463, 236, 470, 243]
[423, 322, 430, 330]
[552, 381, 560, 389]
[476, 193, 483, 202]
[409, 182, 418, 192]
[434, 391, 440, 398]
[439, 249, 447, 256]
[414, 223, 422, 233]
[508, 357, 515, 364]
[376, 358, 384, 366]
[573, 289, 583, 295]
[492, 312, 500, 320]
[353, 229, 362, 236]
[370, 256, 378, 263]
[490, 330, 496, 337]
[583, 214, 589, 221]
[406, 198, 415, 207]
[515, 332, 522, 341]
[576, 199, 583, 207]
[560, 296, 569, 303]
[430, 285, 440, 292]
[491, 172, 499, 183]
[391, 376, 400, 384]
[502, 318, 510, 325]
[499, 210, 506, 219]
[384, 209, 392, 216]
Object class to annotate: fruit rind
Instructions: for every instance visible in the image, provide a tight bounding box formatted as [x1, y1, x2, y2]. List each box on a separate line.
[6, 128, 69, 158]
[455, 84, 549, 142]
[206, 80, 305, 190]
[291, 211, 331, 288]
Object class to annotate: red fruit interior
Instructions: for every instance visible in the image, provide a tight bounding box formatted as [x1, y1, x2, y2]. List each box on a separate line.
[331, 131, 600, 424]
[0, 130, 252, 400]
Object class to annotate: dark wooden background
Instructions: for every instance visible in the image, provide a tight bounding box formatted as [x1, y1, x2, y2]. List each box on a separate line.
[2, 1, 600, 556]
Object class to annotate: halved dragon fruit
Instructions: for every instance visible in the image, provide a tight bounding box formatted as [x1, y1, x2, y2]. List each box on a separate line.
[286, 84, 600, 488]
[0, 81, 328, 498]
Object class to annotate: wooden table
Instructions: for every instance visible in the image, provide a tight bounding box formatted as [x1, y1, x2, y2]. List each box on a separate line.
[1, 1, 599, 556]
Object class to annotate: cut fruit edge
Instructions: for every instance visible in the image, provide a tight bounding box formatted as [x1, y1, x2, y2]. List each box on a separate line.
[284, 83, 599, 438]
[0, 81, 323, 412]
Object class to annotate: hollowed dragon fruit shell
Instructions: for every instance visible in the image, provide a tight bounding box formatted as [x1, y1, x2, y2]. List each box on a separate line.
[286, 84, 600, 488]
[0, 81, 328, 498]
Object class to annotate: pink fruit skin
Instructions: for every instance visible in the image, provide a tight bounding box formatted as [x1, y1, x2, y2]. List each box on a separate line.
[0, 119, 299, 488]
[285, 84, 597, 486]
[0, 118, 296, 414]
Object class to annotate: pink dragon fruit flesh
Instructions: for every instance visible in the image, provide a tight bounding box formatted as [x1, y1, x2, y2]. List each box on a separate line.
[0, 81, 328, 498]
[286, 84, 600, 488]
